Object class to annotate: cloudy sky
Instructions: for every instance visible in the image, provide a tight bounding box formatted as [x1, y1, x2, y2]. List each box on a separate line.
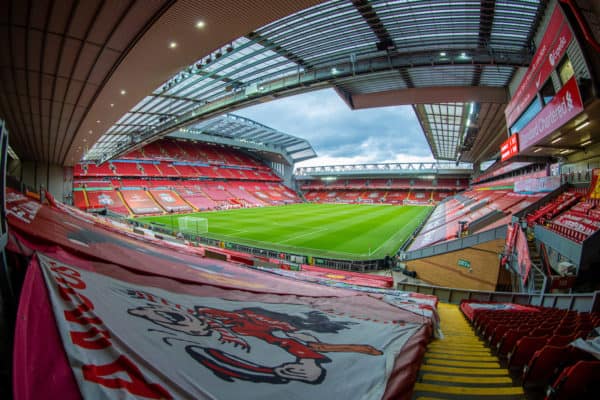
[236, 88, 435, 168]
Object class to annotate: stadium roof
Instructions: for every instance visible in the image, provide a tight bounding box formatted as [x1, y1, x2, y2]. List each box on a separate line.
[1, 0, 548, 166]
[172, 114, 315, 163]
[87, 0, 545, 165]
[295, 161, 473, 177]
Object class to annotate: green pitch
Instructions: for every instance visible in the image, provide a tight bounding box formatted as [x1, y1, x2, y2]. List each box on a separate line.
[137, 203, 431, 260]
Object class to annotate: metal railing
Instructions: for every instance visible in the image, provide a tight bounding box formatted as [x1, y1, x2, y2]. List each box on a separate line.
[400, 225, 507, 261]
[394, 280, 599, 312]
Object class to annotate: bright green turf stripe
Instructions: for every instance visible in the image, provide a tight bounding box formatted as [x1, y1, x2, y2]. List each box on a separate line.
[137, 203, 431, 260]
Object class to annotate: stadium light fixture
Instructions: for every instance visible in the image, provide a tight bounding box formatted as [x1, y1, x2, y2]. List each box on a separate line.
[581, 140, 592, 146]
[533, 148, 542, 153]
[575, 121, 589, 131]
[120, 89, 126, 95]
[559, 149, 571, 154]
[169, 41, 178, 49]
[195, 20, 205, 29]
[110, 103, 114, 107]
[440, 52, 447, 57]
[551, 137, 562, 144]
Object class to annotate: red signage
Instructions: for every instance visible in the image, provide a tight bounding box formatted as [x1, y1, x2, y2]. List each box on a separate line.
[518, 76, 583, 152]
[505, 7, 572, 128]
[500, 134, 520, 161]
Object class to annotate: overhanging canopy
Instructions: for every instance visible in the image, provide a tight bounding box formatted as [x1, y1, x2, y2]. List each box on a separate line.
[84, 0, 546, 165]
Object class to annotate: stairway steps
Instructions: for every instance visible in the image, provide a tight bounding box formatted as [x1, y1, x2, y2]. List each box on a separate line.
[412, 303, 525, 399]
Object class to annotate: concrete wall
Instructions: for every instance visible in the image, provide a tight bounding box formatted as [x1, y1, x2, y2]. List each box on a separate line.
[20, 161, 72, 204]
[405, 239, 505, 291]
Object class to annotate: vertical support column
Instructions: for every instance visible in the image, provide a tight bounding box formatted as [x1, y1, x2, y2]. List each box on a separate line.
[20, 161, 72, 203]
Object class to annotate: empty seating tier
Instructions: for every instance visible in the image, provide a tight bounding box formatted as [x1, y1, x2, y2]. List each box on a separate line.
[72, 139, 301, 215]
[459, 300, 600, 399]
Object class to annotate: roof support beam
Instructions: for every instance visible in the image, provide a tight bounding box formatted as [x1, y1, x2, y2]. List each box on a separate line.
[246, 31, 313, 70]
[151, 93, 204, 103]
[351, 0, 417, 89]
[352, 0, 395, 51]
[472, 0, 496, 86]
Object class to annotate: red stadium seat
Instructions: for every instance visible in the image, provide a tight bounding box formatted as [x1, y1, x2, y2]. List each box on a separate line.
[507, 335, 549, 372]
[546, 360, 600, 399]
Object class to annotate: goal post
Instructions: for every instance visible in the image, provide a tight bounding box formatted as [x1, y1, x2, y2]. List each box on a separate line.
[177, 216, 208, 236]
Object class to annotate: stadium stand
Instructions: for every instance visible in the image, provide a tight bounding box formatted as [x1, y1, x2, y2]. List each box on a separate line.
[409, 188, 545, 250]
[72, 138, 301, 215]
[301, 175, 467, 206]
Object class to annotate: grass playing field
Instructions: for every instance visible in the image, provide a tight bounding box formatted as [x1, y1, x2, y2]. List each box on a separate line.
[137, 203, 431, 260]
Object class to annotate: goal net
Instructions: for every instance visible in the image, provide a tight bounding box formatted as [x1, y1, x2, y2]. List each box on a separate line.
[177, 217, 208, 236]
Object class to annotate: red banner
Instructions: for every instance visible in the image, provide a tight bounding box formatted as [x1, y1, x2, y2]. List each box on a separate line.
[500, 134, 520, 161]
[518, 76, 584, 152]
[589, 169, 600, 200]
[505, 6, 569, 127]
[515, 227, 532, 284]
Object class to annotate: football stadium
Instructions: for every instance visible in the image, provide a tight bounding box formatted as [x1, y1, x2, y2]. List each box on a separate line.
[1, 1, 600, 399]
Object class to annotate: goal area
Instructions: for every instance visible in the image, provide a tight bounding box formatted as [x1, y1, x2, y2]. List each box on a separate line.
[177, 217, 208, 236]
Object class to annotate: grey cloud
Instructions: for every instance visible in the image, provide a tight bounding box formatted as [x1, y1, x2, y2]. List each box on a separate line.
[237, 88, 433, 162]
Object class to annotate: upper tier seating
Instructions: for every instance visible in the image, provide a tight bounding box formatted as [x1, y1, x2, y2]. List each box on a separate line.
[75, 163, 114, 176]
[76, 138, 279, 182]
[526, 191, 582, 226]
[547, 198, 600, 243]
[112, 162, 142, 176]
[409, 190, 544, 249]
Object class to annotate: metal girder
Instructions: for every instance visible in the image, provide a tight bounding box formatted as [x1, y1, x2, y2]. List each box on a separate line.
[151, 93, 204, 103]
[352, 0, 395, 51]
[352, 0, 417, 89]
[472, 0, 496, 86]
[246, 31, 312, 70]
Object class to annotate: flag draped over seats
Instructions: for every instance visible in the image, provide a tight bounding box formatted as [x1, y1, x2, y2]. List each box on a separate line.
[6, 188, 434, 399]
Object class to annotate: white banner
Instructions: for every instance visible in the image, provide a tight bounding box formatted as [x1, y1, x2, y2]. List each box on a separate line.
[39, 253, 421, 399]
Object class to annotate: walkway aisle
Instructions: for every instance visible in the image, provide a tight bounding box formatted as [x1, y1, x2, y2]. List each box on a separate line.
[412, 303, 526, 400]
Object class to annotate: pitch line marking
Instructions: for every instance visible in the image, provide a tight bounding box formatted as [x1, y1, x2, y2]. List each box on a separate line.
[276, 227, 329, 244]
[365, 208, 429, 256]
